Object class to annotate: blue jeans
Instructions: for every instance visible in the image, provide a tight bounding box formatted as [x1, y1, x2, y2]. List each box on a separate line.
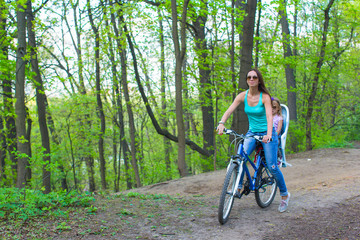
[243, 129, 288, 197]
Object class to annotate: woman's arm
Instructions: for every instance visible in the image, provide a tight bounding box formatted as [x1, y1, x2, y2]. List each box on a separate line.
[216, 92, 245, 135]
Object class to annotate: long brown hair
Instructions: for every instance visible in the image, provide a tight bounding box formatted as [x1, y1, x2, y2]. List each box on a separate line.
[272, 97, 282, 116]
[246, 69, 271, 97]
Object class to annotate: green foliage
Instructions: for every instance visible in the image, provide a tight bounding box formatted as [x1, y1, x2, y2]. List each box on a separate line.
[318, 141, 353, 149]
[0, 188, 95, 221]
[311, 126, 352, 150]
[286, 120, 354, 153]
[85, 205, 98, 214]
[1, 0, 358, 195]
[56, 222, 72, 231]
[286, 121, 306, 153]
[342, 105, 360, 142]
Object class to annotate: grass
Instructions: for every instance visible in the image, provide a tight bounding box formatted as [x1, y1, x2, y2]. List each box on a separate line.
[0, 190, 212, 239]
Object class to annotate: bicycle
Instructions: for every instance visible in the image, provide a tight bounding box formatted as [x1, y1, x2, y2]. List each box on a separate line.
[218, 128, 278, 225]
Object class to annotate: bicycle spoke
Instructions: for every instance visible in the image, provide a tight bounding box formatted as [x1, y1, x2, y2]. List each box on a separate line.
[255, 162, 277, 208]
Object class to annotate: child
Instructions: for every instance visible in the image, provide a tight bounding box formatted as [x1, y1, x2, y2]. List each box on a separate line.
[272, 97, 283, 166]
[272, 97, 283, 136]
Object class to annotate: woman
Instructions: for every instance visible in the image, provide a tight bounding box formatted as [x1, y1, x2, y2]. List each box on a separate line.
[216, 69, 290, 213]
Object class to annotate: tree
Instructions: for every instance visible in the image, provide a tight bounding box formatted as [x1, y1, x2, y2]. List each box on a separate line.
[66, 0, 96, 191]
[158, 7, 172, 180]
[171, 0, 190, 177]
[104, 0, 121, 192]
[190, 0, 214, 171]
[87, 0, 107, 190]
[109, 0, 132, 190]
[115, 1, 142, 188]
[0, 0, 17, 183]
[279, 0, 297, 121]
[15, 1, 30, 188]
[305, 0, 335, 150]
[232, 0, 257, 134]
[0, 115, 5, 180]
[27, 0, 52, 193]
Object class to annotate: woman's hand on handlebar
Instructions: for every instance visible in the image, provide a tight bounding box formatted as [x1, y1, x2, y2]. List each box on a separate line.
[262, 135, 272, 143]
[217, 123, 225, 135]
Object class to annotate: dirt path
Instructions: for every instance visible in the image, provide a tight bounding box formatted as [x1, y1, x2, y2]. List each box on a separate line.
[126, 148, 360, 239]
[3, 148, 359, 239]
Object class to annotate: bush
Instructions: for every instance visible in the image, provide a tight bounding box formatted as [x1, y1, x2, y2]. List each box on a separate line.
[0, 188, 95, 221]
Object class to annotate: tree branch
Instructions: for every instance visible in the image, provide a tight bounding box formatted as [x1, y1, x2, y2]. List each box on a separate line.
[122, 16, 212, 157]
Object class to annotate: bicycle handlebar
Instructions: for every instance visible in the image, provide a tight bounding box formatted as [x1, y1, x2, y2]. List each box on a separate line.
[223, 128, 272, 142]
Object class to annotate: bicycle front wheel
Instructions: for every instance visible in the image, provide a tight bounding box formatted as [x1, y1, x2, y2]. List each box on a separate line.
[218, 162, 239, 225]
[255, 161, 277, 208]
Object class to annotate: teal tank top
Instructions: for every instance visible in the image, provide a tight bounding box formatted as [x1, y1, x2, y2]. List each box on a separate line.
[244, 90, 268, 132]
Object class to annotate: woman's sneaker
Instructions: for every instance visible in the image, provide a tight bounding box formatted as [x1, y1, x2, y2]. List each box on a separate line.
[278, 192, 291, 213]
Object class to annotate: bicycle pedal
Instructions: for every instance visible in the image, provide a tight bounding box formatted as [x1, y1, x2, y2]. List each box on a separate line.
[234, 189, 242, 198]
[243, 188, 251, 196]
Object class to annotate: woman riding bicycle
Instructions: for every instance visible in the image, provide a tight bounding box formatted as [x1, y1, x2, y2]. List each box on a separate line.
[216, 69, 290, 213]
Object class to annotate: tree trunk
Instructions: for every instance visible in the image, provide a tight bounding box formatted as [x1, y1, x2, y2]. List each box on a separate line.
[68, 0, 95, 191]
[25, 110, 32, 182]
[116, 57, 132, 190]
[254, 0, 262, 68]
[233, 0, 257, 134]
[192, 1, 214, 171]
[0, 116, 5, 180]
[279, 0, 297, 121]
[171, 0, 190, 177]
[121, 69, 141, 187]
[112, 125, 119, 192]
[87, 0, 107, 190]
[123, 29, 144, 187]
[103, 3, 121, 192]
[69, 0, 86, 94]
[183, 59, 192, 173]
[293, 0, 298, 64]
[85, 156, 96, 192]
[132, 37, 157, 108]
[65, 114, 78, 190]
[115, 3, 141, 188]
[230, 0, 236, 101]
[0, 4, 17, 183]
[0, 0, 5, 181]
[305, 0, 335, 150]
[27, 0, 51, 193]
[110, 4, 132, 189]
[15, 1, 29, 188]
[158, 8, 171, 180]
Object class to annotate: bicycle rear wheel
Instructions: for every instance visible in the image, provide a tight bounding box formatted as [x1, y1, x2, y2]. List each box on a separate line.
[255, 160, 277, 208]
[218, 162, 239, 225]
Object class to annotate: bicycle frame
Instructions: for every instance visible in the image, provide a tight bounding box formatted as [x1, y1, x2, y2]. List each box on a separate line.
[228, 139, 266, 192]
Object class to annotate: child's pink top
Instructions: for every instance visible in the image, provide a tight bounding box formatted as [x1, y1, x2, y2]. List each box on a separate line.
[273, 114, 283, 133]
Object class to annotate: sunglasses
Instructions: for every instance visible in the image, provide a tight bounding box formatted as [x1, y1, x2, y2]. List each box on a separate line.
[247, 75, 258, 80]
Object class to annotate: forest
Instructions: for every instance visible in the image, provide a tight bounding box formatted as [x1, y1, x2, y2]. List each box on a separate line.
[0, 0, 359, 195]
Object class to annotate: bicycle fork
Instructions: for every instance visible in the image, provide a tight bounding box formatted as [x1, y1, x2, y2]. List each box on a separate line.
[228, 158, 245, 198]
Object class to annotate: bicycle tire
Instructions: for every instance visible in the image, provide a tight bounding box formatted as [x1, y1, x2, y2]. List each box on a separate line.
[218, 162, 239, 225]
[255, 160, 277, 208]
